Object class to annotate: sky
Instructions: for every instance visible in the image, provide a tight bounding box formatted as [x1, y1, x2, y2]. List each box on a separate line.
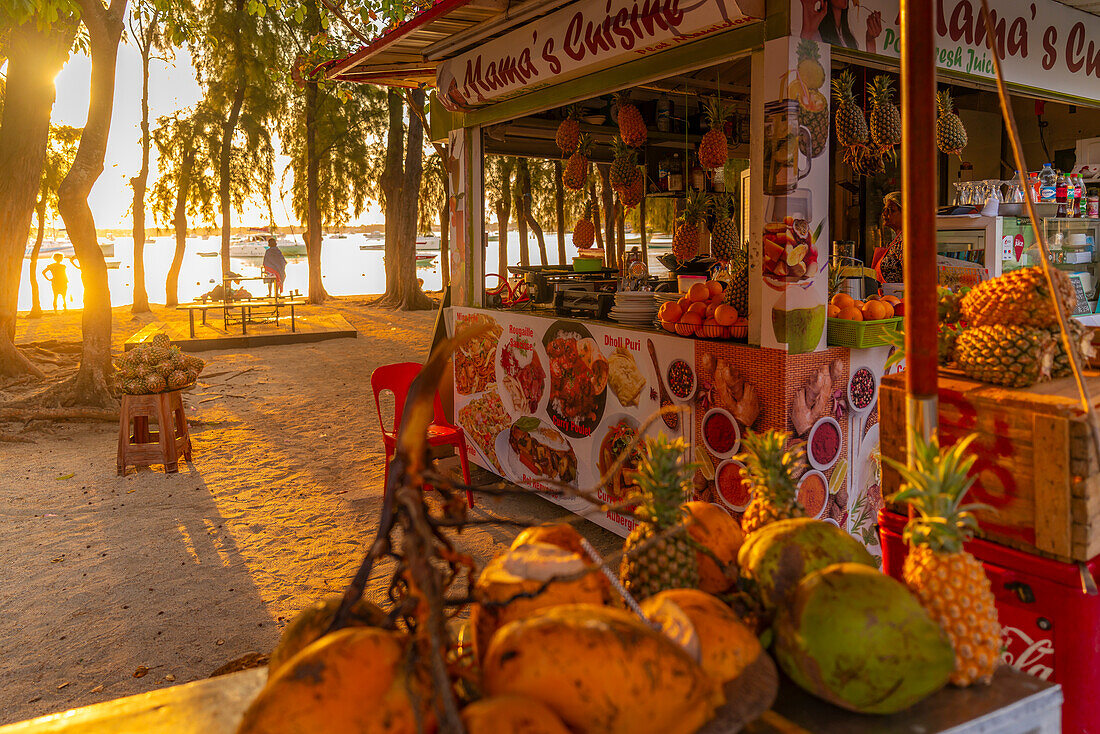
[50, 43, 384, 231]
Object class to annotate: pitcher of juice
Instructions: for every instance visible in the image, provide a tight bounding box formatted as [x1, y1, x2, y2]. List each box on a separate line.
[763, 100, 811, 196]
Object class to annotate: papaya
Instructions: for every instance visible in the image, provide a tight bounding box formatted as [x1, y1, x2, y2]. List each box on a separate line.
[471, 542, 608, 662]
[461, 695, 571, 734]
[641, 589, 763, 684]
[774, 563, 954, 714]
[684, 502, 744, 594]
[268, 595, 388, 675]
[483, 604, 720, 734]
[738, 518, 875, 612]
[238, 627, 436, 734]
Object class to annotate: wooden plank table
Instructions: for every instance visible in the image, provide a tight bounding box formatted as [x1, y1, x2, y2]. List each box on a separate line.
[177, 298, 309, 339]
[0, 666, 1059, 734]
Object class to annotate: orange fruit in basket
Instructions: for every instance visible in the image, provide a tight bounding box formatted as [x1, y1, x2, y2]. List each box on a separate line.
[838, 307, 863, 321]
[714, 304, 738, 326]
[677, 296, 692, 312]
[828, 304, 841, 318]
[831, 293, 855, 309]
[659, 302, 683, 323]
[882, 295, 901, 305]
[861, 300, 887, 321]
[706, 280, 724, 298]
[681, 311, 703, 326]
[688, 282, 710, 302]
[661, 320, 676, 332]
[705, 302, 719, 320]
[687, 301, 708, 318]
[879, 300, 895, 318]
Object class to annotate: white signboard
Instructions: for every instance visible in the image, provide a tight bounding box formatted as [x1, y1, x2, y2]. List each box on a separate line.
[437, 0, 761, 111]
[792, 0, 1100, 104]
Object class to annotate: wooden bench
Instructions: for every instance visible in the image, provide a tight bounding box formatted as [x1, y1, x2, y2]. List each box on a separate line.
[177, 298, 308, 338]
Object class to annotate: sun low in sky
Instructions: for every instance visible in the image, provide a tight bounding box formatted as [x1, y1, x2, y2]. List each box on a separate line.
[52, 44, 383, 231]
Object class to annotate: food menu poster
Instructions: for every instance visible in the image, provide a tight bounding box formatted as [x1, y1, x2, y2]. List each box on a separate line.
[448, 307, 696, 537]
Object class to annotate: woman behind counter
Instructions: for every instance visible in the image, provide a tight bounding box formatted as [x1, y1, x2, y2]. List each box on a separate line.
[873, 191, 903, 285]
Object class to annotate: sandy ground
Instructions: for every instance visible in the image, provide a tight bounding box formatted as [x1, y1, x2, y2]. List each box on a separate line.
[0, 298, 619, 726]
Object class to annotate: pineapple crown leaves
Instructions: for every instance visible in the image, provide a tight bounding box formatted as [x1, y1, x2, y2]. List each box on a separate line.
[711, 193, 734, 220]
[831, 69, 859, 105]
[703, 98, 730, 127]
[936, 89, 956, 115]
[562, 104, 581, 121]
[632, 434, 697, 529]
[883, 430, 994, 555]
[679, 189, 710, 225]
[734, 429, 802, 505]
[867, 74, 896, 106]
[611, 135, 636, 163]
[797, 37, 821, 63]
[574, 133, 593, 157]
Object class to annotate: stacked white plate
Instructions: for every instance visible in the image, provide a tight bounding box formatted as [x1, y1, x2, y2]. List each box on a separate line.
[610, 292, 658, 326]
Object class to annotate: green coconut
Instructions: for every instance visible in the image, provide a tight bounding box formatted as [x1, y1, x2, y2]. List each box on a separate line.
[774, 563, 954, 714]
[738, 518, 876, 612]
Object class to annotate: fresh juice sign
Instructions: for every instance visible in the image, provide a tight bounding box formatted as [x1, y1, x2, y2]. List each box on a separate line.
[793, 0, 1100, 104]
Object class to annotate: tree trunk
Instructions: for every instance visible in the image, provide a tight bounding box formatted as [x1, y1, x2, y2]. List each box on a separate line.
[304, 68, 326, 303]
[598, 164, 615, 267]
[29, 200, 46, 318]
[0, 19, 73, 379]
[218, 81, 245, 275]
[49, 0, 128, 407]
[165, 150, 194, 308]
[615, 202, 626, 273]
[589, 179, 602, 249]
[554, 160, 565, 265]
[130, 12, 156, 314]
[519, 161, 547, 265]
[515, 193, 528, 268]
[495, 161, 512, 280]
[439, 184, 450, 288]
[377, 89, 434, 311]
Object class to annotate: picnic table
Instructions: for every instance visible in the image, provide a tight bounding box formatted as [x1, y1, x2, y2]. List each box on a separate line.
[177, 295, 309, 338]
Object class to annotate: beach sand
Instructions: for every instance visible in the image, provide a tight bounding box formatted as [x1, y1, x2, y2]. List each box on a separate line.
[0, 298, 620, 725]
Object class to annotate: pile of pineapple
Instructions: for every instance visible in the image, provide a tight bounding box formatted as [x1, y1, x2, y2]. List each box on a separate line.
[940, 265, 1094, 387]
[243, 429, 1004, 732]
[116, 334, 204, 395]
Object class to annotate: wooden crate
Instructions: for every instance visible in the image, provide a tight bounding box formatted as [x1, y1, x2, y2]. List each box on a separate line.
[880, 370, 1100, 563]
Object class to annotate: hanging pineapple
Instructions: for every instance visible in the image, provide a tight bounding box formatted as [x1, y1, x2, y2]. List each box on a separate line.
[868, 75, 901, 150]
[831, 69, 868, 148]
[620, 435, 700, 600]
[620, 172, 645, 210]
[555, 106, 580, 156]
[936, 89, 968, 157]
[671, 190, 708, 264]
[886, 431, 1001, 687]
[609, 136, 641, 194]
[615, 92, 648, 148]
[572, 201, 595, 248]
[735, 430, 805, 534]
[563, 134, 591, 191]
[709, 194, 739, 263]
[697, 99, 729, 171]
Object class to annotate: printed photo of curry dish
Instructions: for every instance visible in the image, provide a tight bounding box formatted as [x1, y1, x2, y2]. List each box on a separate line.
[507, 418, 577, 485]
[597, 417, 642, 499]
[544, 324, 609, 436]
[454, 314, 503, 395]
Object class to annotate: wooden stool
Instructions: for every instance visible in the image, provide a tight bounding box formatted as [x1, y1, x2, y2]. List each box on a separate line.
[117, 390, 193, 475]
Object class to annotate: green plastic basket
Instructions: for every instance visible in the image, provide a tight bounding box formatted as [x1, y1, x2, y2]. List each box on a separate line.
[827, 316, 902, 349]
[573, 257, 603, 272]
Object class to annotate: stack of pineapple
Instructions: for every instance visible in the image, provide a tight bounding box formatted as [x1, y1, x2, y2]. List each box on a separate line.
[116, 333, 204, 394]
[946, 266, 1094, 387]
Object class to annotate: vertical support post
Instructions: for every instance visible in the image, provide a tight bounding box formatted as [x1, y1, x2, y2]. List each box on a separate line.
[900, 0, 939, 447]
[446, 125, 483, 308]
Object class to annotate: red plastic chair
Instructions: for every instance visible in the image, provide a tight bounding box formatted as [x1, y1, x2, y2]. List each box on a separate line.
[371, 362, 474, 507]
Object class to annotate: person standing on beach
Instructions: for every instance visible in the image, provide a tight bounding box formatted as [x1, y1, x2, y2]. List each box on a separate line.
[262, 237, 287, 296]
[42, 253, 77, 311]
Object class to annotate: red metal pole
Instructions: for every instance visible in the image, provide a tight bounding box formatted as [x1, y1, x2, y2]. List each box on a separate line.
[901, 0, 938, 443]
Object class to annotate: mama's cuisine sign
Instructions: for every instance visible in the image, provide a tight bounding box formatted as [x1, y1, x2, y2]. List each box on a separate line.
[794, 0, 1100, 104]
[437, 0, 760, 111]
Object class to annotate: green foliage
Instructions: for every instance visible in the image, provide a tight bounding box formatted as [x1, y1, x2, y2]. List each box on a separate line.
[149, 107, 219, 226]
[38, 124, 81, 217]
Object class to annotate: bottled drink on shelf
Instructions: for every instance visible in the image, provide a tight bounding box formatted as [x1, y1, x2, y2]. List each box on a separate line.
[1078, 175, 1088, 217]
[658, 155, 670, 191]
[1028, 172, 1040, 203]
[668, 153, 684, 191]
[1039, 163, 1057, 202]
[690, 161, 706, 191]
[1056, 172, 1068, 204]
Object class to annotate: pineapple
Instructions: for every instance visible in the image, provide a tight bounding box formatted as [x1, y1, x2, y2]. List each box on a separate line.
[145, 373, 167, 394]
[555, 106, 580, 156]
[710, 195, 739, 263]
[868, 75, 901, 149]
[938, 285, 963, 324]
[796, 39, 829, 158]
[831, 69, 868, 147]
[619, 172, 645, 210]
[572, 202, 595, 248]
[620, 435, 699, 600]
[735, 430, 805, 533]
[168, 370, 192, 390]
[723, 260, 749, 318]
[1050, 319, 1097, 378]
[936, 89, 968, 156]
[122, 377, 145, 395]
[152, 333, 171, 349]
[697, 99, 729, 171]
[615, 92, 647, 148]
[609, 136, 641, 194]
[960, 266, 1074, 329]
[671, 190, 708, 264]
[886, 430, 1001, 687]
[155, 360, 175, 377]
[938, 324, 961, 366]
[563, 135, 591, 191]
[954, 325, 1055, 388]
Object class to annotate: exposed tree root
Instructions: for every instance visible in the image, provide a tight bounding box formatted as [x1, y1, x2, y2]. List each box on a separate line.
[0, 407, 117, 422]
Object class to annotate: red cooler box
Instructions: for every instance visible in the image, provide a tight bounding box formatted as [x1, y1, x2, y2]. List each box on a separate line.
[880, 510, 1100, 734]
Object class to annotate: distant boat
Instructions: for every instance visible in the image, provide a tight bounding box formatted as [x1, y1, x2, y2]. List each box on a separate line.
[23, 238, 115, 258]
[328, 233, 347, 240]
[197, 251, 219, 257]
[229, 230, 306, 257]
[416, 253, 437, 265]
[417, 235, 440, 250]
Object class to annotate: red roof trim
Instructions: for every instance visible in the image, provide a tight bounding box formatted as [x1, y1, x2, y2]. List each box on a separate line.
[323, 0, 475, 80]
